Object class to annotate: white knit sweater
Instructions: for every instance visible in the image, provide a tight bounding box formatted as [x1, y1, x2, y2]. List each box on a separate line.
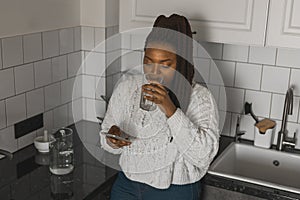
[100, 75, 220, 189]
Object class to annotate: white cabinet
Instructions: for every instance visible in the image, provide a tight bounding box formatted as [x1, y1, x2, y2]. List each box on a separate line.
[266, 0, 300, 49]
[119, 0, 269, 46]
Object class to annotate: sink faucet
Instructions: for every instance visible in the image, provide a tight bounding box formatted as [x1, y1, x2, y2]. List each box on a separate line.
[276, 86, 296, 151]
[0, 149, 13, 160]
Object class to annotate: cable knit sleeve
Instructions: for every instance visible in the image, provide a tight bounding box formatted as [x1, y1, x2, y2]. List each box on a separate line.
[99, 81, 126, 155]
[167, 85, 220, 169]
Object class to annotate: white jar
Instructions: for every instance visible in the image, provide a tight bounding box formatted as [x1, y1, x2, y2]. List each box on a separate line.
[254, 125, 276, 149]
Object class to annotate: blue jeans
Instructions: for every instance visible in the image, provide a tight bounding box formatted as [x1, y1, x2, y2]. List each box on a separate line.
[110, 171, 201, 200]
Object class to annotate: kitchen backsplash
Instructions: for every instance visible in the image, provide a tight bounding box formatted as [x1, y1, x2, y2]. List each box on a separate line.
[1, 24, 300, 152]
[0, 26, 111, 152]
[199, 43, 300, 146]
[118, 37, 300, 147]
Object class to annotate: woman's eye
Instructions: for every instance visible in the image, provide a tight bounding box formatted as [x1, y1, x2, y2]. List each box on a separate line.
[144, 63, 153, 67]
[161, 65, 170, 69]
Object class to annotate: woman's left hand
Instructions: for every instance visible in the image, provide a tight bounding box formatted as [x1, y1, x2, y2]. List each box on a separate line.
[142, 83, 176, 118]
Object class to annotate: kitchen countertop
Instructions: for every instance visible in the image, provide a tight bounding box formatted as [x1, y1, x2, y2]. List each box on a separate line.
[1, 121, 300, 200]
[0, 121, 118, 200]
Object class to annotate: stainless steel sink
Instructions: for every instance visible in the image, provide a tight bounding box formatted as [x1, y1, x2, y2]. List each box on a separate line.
[208, 142, 300, 194]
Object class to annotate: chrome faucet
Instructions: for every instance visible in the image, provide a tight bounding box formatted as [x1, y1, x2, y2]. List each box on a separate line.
[276, 86, 296, 151]
[0, 149, 13, 160]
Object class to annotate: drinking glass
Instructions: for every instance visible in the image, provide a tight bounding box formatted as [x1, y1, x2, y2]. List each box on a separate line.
[140, 73, 164, 111]
[49, 128, 74, 175]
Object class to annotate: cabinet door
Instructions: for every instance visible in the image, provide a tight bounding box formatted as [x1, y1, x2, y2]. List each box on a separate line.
[267, 0, 300, 48]
[120, 0, 269, 46]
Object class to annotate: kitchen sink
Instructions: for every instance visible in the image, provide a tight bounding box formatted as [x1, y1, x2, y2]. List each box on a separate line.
[208, 142, 300, 194]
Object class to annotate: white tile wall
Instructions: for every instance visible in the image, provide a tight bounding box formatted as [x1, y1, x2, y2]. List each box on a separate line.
[121, 33, 131, 50]
[68, 51, 84, 78]
[0, 27, 97, 150]
[194, 58, 210, 83]
[120, 50, 142, 73]
[0, 126, 18, 152]
[85, 98, 106, 122]
[45, 83, 61, 110]
[18, 131, 36, 150]
[23, 33, 42, 63]
[2, 36, 23, 68]
[59, 28, 74, 54]
[290, 68, 300, 96]
[0, 100, 6, 129]
[0, 68, 15, 100]
[106, 50, 121, 76]
[81, 27, 95, 51]
[234, 63, 262, 90]
[84, 52, 105, 76]
[42, 30, 59, 58]
[249, 46, 276, 65]
[105, 31, 121, 53]
[6, 94, 26, 126]
[221, 87, 244, 113]
[210, 60, 235, 87]
[95, 76, 106, 99]
[209, 62, 222, 86]
[26, 88, 44, 117]
[51, 55, 67, 82]
[199, 42, 223, 59]
[82, 75, 95, 99]
[219, 111, 231, 136]
[34, 59, 52, 88]
[270, 94, 299, 123]
[2, 25, 300, 150]
[245, 90, 271, 117]
[67, 103, 74, 125]
[95, 27, 106, 48]
[71, 98, 84, 123]
[43, 110, 54, 134]
[53, 104, 68, 129]
[72, 75, 83, 100]
[61, 78, 75, 104]
[277, 48, 300, 68]
[261, 65, 290, 94]
[223, 44, 248, 62]
[74, 27, 81, 52]
[14, 63, 34, 94]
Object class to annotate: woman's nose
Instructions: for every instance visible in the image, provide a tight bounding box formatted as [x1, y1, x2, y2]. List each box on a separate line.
[151, 63, 161, 74]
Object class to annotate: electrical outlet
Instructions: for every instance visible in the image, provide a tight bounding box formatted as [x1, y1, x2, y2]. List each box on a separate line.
[14, 113, 43, 139]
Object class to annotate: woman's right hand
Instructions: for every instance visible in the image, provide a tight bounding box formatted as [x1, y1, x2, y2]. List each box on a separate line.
[106, 125, 131, 148]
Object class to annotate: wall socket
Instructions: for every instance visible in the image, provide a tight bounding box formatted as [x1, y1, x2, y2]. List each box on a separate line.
[14, 114, 43, 139]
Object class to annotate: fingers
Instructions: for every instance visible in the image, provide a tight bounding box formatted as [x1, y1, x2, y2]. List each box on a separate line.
[106, 137, 131, 148]
[108, 125, 121, 136]
[142, 84, 168, 96]
[142, 84, 169, 104]
[106, 125, 131, 148]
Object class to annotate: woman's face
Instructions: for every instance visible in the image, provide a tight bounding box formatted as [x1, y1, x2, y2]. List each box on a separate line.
[143, 43, 177, 85]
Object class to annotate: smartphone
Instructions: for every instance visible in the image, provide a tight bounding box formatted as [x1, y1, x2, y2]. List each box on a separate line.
[103, 132, 132, 143]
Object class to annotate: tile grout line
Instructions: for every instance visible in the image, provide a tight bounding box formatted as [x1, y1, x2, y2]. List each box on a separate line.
[274, 48, 278, 66]
[0, 39, 3, 68]
[259, 65, 264, 91]
[269, 92, 273, 119]
[247, 45, 250, 63]
[41, 32, 44, 61]
[21, 35, 25, 66]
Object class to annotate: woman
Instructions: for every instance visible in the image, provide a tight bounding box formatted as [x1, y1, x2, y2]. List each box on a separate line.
[100, 14, 219, 200]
